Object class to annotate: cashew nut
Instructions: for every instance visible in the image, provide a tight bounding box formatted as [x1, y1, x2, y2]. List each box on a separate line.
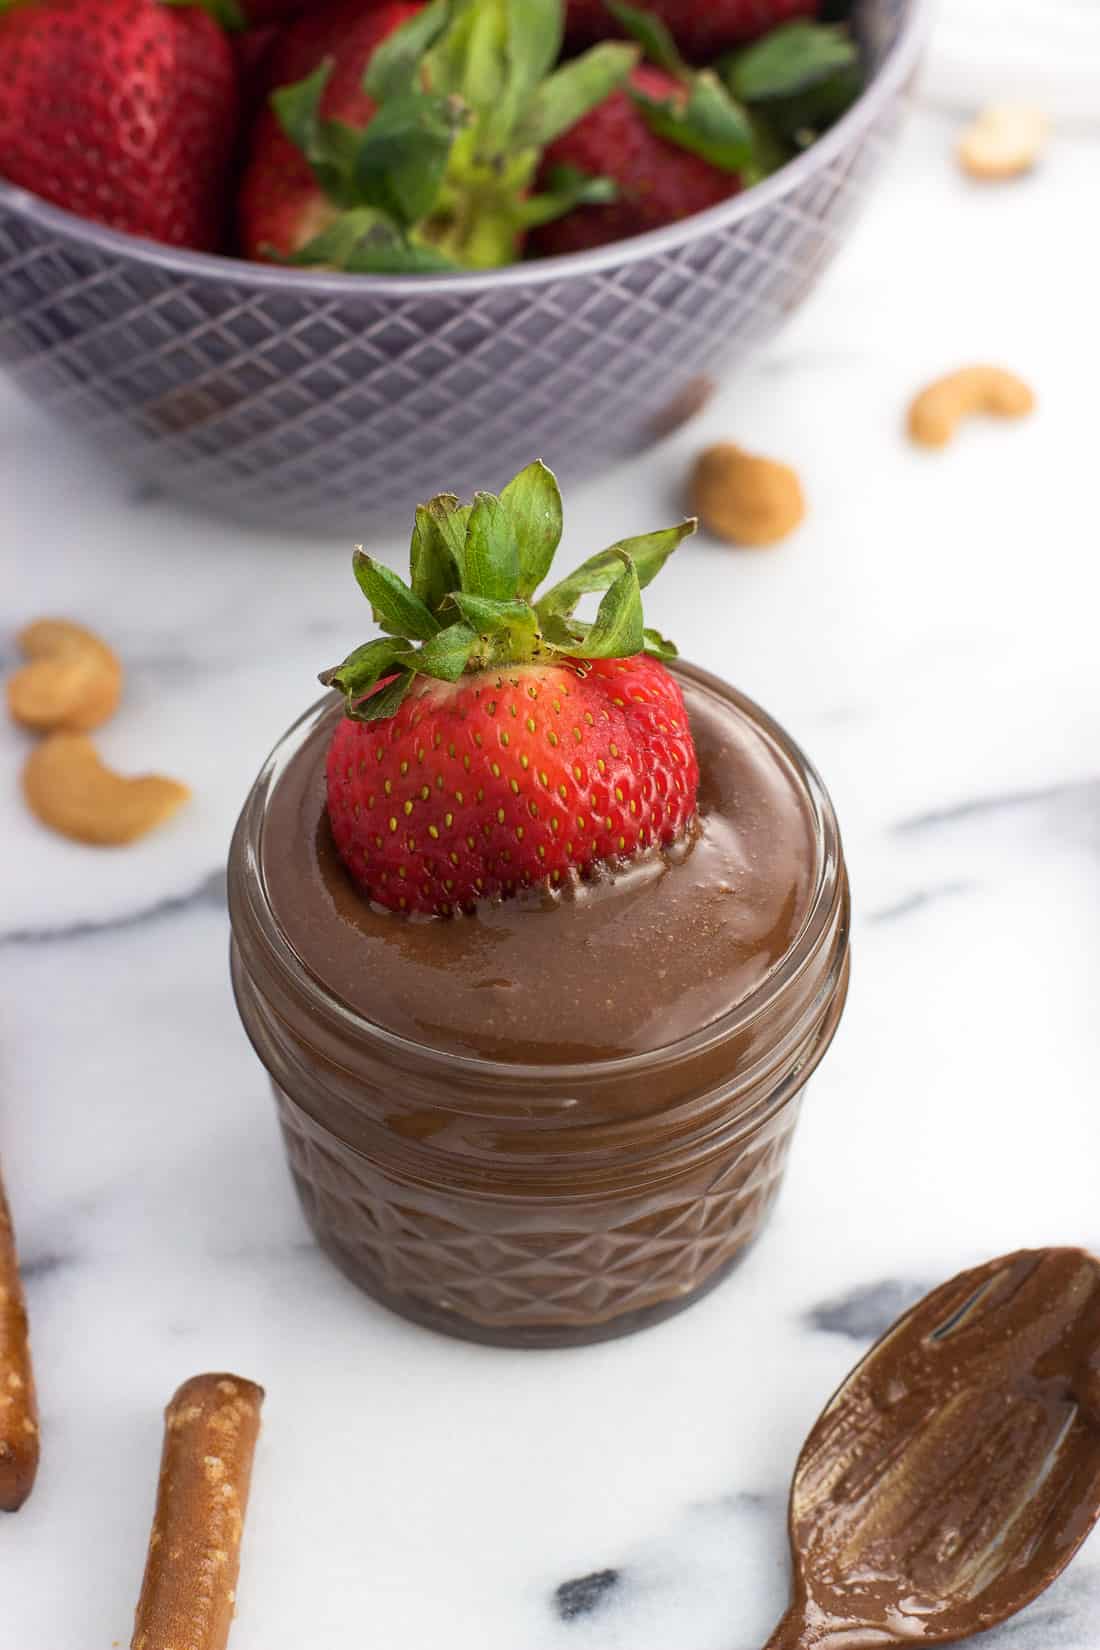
[690, 443, 805, 548]
[7, 619, 122, 733]
[957, 104, 1047, 181]
[22, 734, 190, 845]
[907, 366, 1035, 449]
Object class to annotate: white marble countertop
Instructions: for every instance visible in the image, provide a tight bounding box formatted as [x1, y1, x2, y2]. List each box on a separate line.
[3, 95, 1099, 1650]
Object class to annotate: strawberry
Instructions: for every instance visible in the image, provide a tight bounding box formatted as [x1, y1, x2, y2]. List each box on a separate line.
[322, 461, 698, 914]
[238, 0, 640, 272]
[532, 3, 759, 256]
[0, 0, 239, 251]
[567, 0, 819, 62]
[238, 0, 421, 262]
[532, 62, 741, 255]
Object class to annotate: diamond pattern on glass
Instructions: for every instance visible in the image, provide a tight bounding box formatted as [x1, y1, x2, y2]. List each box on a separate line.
[275, 1087, 802, 1332]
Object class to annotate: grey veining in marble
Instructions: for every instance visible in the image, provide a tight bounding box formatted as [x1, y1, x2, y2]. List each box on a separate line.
[555, 1570, 622, 1622]
[804, 1278, 931, 1341]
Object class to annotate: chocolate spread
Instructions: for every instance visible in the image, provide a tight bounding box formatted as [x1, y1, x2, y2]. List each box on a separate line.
[774, 1248, 1100, 1647]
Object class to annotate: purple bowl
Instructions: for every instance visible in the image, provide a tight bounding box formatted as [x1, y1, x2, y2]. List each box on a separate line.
[0, 0, 925, 533]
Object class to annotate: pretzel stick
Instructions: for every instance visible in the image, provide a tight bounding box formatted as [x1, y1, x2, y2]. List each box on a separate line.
[0, 1165, 39, 1512]
[132, 1373, 265, 1650]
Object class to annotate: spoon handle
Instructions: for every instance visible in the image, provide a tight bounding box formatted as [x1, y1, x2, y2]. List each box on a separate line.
[761, 1606, 810, 1650]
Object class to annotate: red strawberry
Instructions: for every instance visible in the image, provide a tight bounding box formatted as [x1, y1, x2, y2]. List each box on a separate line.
[567, 0, 819, 62]
[532, 63, 741, 257]
[321, 461, 699, 915]
[0, 0, 239, 251]
[237, 0, 421, 260]
[326, 656, 698, 912]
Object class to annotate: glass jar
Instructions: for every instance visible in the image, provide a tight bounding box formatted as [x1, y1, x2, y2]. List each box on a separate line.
[228, 662, 850, 1348]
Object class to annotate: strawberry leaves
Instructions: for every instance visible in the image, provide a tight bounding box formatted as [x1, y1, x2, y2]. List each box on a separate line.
[604, 0, 685, 77]
[448, 594, 540, 658]
[394, 621, 478, 681]
[282, 214, 461, 275]
[503, 0, 563, 102]
[607, 1, 861, 180]
[362, 0, 453, 101]
[606, 0, 755, 174]
[322, 461, 695, 719]
[461, 493, 522, 600]
[725, 21, 859, 105]
[631, 73, 755, 171]
[355, 671, 416, 723]
[411, 496, 464, 609]
[500, 459, 562, 597]
[353, 93, 466, 227]
[515, 41, 639, 149]
[272, 62, 357, 207]
[535, 520, 695, 622]
[720, 22, 863, 149]
[515, 167, 619, 230]
[272, 62, 468, 269]
[353, 552, 440, 640]
[319, 637, 403, 699]
[273, 0, 634, 273]
[642, 626, 678, 660]
[566, 554, 644, 660]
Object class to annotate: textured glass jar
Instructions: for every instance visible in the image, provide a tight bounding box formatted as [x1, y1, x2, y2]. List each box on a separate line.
[228, 664, 850, 1348]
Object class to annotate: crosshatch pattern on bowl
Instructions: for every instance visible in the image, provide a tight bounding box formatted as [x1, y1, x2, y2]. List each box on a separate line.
[0, 0, 921, 533]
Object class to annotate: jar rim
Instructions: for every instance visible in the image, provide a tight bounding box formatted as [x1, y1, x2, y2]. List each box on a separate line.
[230, 659, 845, 1088]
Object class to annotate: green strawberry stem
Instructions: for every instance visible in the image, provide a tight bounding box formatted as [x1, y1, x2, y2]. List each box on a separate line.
[274, 0, 638, 273]
[321, 460, 696, 723]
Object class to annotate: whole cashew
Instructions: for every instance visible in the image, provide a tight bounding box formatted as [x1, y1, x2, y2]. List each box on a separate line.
[7, 619, 122, 733]
[957, 105, 1047, 181]
[907, 367, 1035, 449]
[22, 734, 190, 845]
[690, 443, 805, 547]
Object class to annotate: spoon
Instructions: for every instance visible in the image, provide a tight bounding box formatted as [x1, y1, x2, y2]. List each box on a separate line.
[765, 1247, 1100, 1648]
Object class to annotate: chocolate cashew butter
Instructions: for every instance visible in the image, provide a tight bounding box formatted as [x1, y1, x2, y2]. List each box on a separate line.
[229, 662, 850, 1345]
[772, 1248, 1100, 1649]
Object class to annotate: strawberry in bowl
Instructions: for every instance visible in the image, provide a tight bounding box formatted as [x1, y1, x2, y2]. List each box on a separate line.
[228, 462, 851, 1344]
[0, 0, 239, 250]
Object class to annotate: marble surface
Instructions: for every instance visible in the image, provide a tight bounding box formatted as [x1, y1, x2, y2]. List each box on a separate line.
[3, 100, 1099, 1650]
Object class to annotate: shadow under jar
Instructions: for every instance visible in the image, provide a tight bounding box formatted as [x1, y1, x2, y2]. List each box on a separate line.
[228, 661, 850, 1348]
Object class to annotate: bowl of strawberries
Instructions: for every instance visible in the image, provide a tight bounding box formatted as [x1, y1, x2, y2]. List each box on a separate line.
[0, 0, 925, 532]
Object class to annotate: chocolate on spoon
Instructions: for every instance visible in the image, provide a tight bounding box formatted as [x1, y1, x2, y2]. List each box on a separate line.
[766, 1247, 1100, 1649]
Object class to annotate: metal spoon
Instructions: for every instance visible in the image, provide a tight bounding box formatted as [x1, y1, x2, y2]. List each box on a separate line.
[765, 1247, 1100, 1648]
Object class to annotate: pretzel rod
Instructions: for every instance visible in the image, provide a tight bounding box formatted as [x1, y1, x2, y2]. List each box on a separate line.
[132, 1373, 265, 1650]
[0, 1165, 39, 1512]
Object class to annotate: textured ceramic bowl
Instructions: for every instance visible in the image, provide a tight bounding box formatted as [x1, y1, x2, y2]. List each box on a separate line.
[0, 0, 924, 533]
